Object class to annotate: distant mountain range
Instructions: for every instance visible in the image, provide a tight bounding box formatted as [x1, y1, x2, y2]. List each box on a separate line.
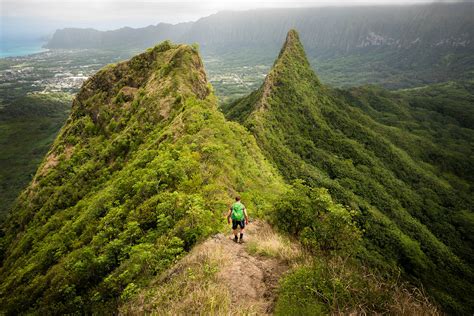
[47, 3, 474, 55]
[45, 3, 474, 88]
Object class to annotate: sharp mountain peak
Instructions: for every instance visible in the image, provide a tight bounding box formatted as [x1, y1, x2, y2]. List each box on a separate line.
[276, 29, 305, 61]
[263, 29, 322, 104]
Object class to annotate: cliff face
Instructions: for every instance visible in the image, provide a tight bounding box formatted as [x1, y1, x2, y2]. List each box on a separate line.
[47, 4, 474, 54]
[45, 4, 474, 89]
[0, 40, 284, 314]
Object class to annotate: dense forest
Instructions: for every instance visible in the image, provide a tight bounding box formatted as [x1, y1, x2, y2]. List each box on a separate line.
[223, 30, 473, 314]
[0, 42, 285, 314]
[0, 29, 472, 314]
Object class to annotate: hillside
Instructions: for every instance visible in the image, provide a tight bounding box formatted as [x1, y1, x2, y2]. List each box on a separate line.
[1, 30, 472, 314]
[223, 30, 474, 314]
[46, 3, 474, 88]
[120, 220, 290, 315]
[120, 220, 439, 315]
[0, 93, 71, 219]
[0, 41, 285, 314]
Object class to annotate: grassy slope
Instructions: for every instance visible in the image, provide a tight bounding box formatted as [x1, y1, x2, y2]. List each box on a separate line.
[0, 41, 285, 314]
[0, 93, 72, 219]
[224, 30, 473, 313]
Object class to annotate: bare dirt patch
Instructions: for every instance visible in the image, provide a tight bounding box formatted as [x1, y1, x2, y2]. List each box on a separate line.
[120, 220, 295, 315]
[214, 220, 291, 315]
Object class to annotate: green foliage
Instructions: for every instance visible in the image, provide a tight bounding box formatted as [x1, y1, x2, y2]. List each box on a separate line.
[224, 30, 474, 313]
[0, 92, 72, 219]
[272, 181, 361, 255]
[0, 41, 284, 315]
[275, 256, 431, 315]
[1, 28, 473, 315]
[276, 263, 361, 315]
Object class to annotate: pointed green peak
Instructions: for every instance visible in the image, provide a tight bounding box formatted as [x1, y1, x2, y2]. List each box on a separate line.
[277, 29, 305, 61]
[270, 29, 320, 86]
[222, 29, 321, 121]
[255, 30, 323, 110]
[80, 40, 209, 105]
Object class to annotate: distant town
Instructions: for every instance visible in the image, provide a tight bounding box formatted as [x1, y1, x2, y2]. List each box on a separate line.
[0, 49, 270, 106]
[0, 50, 119, 104]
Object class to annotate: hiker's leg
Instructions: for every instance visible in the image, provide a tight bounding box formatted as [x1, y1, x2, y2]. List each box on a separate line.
[232, 220, 238, 234]
[239, 221, 245, 241]
[232, 220, 239, 242]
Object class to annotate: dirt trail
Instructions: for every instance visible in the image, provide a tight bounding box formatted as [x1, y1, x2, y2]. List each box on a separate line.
[205, 220, 290, 315]
[119, 220, 299, 315]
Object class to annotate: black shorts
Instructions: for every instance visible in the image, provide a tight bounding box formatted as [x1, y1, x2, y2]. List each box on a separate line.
[232, 219, 245, 230]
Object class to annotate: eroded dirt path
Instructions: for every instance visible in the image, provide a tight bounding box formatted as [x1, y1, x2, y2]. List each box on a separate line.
[205, 220, 290, 315]
[119, 220, 299, 315]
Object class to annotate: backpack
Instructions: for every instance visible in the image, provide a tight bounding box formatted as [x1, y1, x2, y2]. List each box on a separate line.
[231, 202, 245, 221]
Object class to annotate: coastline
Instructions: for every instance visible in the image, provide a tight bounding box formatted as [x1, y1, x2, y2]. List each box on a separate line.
[0, 41, 50, 59]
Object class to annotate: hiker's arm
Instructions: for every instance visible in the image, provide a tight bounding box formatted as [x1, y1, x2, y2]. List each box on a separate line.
[244, 208, 249, 224]
[226, 208, 232, 223]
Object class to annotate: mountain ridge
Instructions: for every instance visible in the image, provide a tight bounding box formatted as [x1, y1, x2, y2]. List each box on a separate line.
[0, 40, 285, 314]
[46, 3, 474, 53]
[223, 29, 474, 314]
[0, 28, 473, 314]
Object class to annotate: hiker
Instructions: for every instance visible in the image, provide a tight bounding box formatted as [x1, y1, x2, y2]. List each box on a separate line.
[227, 196, 249, 243]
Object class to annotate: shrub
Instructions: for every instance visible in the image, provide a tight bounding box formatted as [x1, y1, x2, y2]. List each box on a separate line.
[273, 180, 361, 255]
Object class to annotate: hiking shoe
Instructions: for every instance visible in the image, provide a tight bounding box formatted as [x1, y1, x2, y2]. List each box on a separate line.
[233, 236, 238, 243]
[238, 238, 244, 244]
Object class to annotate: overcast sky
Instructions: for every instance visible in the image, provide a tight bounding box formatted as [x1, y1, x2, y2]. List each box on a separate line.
[1, 0, 468, 31]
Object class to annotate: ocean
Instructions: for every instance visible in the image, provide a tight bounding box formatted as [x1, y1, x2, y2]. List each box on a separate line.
[0, 39, 49, 58]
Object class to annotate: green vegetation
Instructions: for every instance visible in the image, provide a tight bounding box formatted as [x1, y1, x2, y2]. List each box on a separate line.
[1, 27, 472, 315]
[0, 41, 284, 314]
[120, 233, 235, 315]
[272, 181, 439, 315]
[334, 81, 474, 185]
[0, 48, 137, 219]
[313, 48, 474, 89]
[0, 93, 72, 219]
[275, 256, 440, 315]
[224, 30, 474, 314]
[272, 181, 361, 256]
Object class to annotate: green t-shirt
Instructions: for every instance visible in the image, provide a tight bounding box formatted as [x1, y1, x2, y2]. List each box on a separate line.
[231, 202, 245, 221]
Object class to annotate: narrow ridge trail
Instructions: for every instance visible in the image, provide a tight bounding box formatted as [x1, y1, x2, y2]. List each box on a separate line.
[209, 220, 290, 315]
[120, 220, 297, 315]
